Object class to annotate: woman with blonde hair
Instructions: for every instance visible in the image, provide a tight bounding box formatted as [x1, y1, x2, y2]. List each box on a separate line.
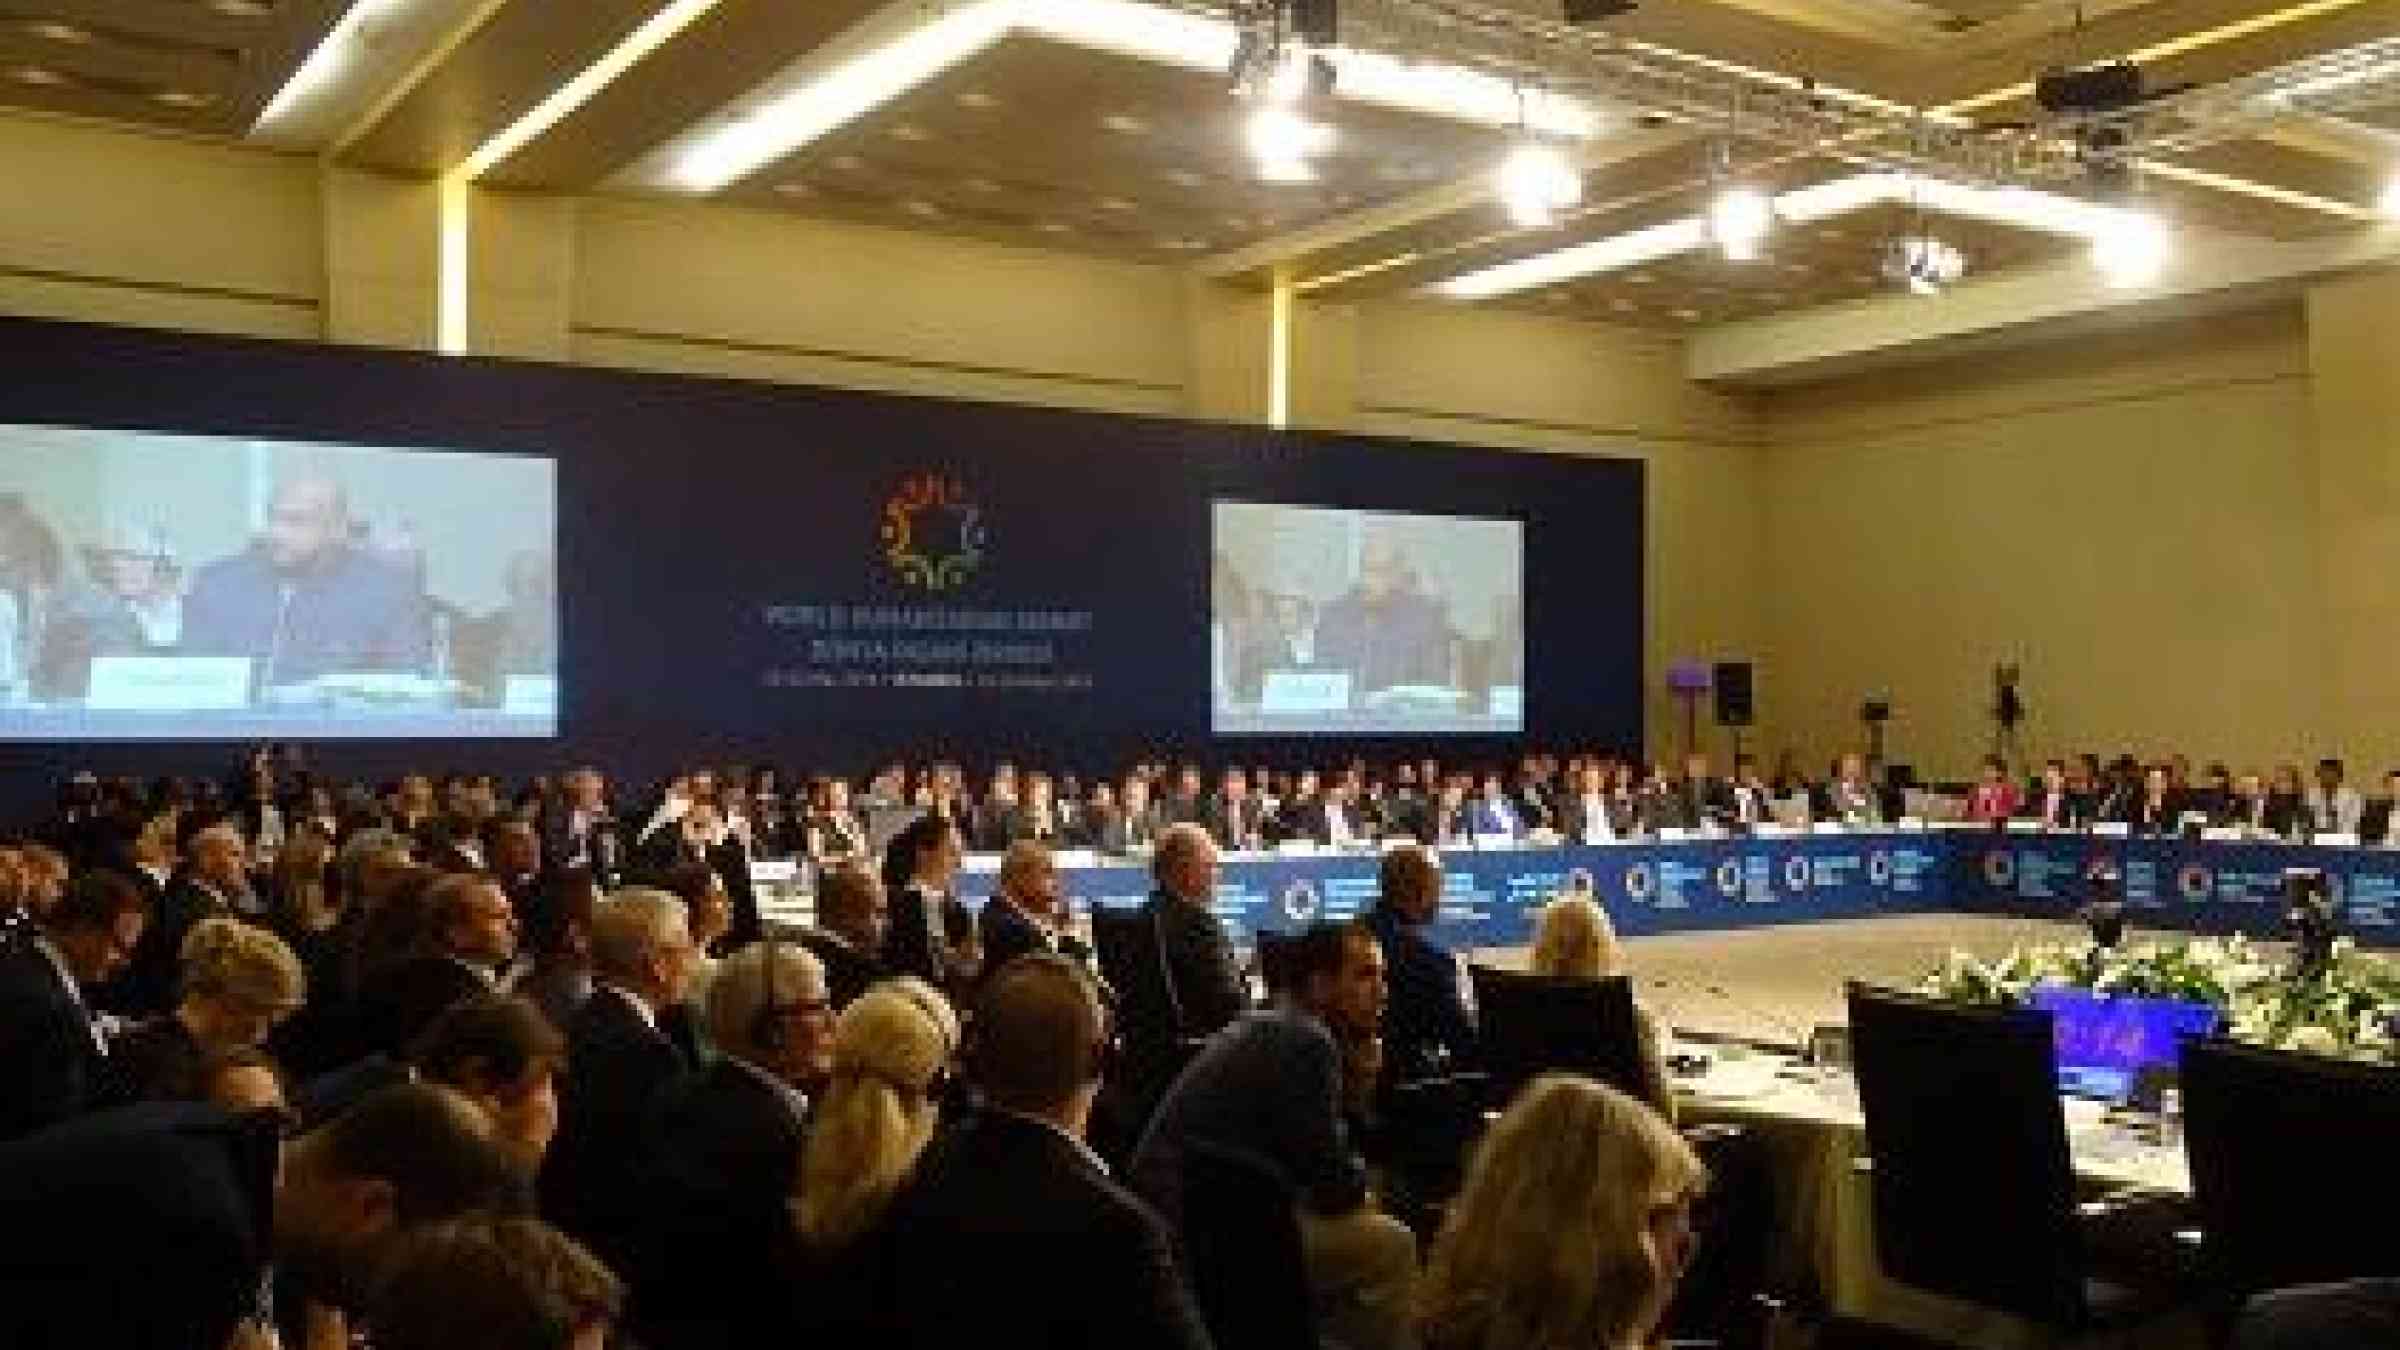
[1419, 1075, 1708, 1350]
[106, 914, 305, 1104]
[793, 976, 959, 1251]
[1527, 893, 1674, 1119]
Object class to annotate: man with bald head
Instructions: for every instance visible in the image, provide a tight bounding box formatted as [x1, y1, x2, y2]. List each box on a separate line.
[1316, 534, 1454, 701]
[184, 471, 430, 689]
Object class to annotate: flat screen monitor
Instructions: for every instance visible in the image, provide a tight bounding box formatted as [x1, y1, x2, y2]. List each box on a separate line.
[2025, 986, 2222, 1104]
[0, 424, 555, 740]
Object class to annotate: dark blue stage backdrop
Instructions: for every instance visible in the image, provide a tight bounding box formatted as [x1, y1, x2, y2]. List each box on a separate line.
[0, 316, 1643, 802]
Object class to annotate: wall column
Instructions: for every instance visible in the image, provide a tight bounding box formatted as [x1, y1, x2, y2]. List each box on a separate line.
[2305, 268, 2400, 767]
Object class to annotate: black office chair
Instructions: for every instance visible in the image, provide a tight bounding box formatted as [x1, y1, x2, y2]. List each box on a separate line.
[2184, 1038, 2400, 1304]
[1180, 1139, 1315, 1350]
[1468, 965, 1648, 1107]
[1089, 906, 1207, 1164]
[1845, 982, 2178, 1335]
[1253, 928, 1299, 997]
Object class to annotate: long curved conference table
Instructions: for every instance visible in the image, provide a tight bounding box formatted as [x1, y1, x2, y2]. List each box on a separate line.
[921, 824, 2400, 950]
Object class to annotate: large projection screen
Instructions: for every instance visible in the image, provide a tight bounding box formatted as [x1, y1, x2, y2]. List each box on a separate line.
[0, 425, 556, 739]
[1213, 500, 1523, 735]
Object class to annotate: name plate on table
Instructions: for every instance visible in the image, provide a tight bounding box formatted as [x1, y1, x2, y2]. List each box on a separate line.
[1276, 840, 1320, 856]
[2007, 819, 2047, 834]
[1379, 836, 1415, 852]
[1582, 829, 1615, 846]
[1812, 822, 1849, 836]
[1657, 827, 1693, 843]
[2091, 822, 2131, 838]
[1473, 834, 1516, 850]
[1753, 823, 1795, 839]
[1897, 817, 1928, 832]
[1260, 670, 1351, 714]
[86, 656, 252, 711]
[2315, 832, 2362, 848]
[958, 853, 1003, 874]
[1052, 849, 1100, 869]
[2203, 827, 2247, 843]
[503, 675, 557, 714]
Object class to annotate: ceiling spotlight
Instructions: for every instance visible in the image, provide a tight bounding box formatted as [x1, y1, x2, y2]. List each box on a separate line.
[1496, 139, 1580, 229]
[2090, 209, 2169, 289]
[2380, 178, 2400, 218]
[1249, 104, 1331, 182]
[1880, 235, 1966, 295]
[1708, 184, 1773, 262]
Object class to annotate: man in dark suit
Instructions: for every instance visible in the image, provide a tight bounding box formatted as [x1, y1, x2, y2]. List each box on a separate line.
[181, 473, 430, 688]
[484, 818, 546, 917]
[632, 940, 833, 1349]
[541, 767, 621, 887]
[540, 888, 701, 1275]
[884, 955, 1213, 1350]
[980, 841, 1074, 982]
[357, 873, 513, 1058]
[800, 859, 888, 1010]
[1363, 845, 1476, 1082]
[1200, 768, 1268, 852]
[0, 871, 146, 1140]
[0, 1082, 523, 1350]
[1129, 824, 1249, 1049]
[1159, 766, 1207, 829]
[121, 817, 257, 1016]
[633, 799, 762, 951]
[1094, 774, 1163, 855]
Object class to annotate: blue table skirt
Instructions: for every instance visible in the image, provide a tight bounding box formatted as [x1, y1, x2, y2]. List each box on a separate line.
[947, 830, 2400, 952]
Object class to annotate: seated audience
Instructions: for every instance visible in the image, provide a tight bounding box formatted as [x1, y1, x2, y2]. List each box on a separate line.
[1126, 824, 1249, 1052]
[1527, 894, 1674, 1118]
[1819, 753, 1882, 827]
[880, 813, 973, 992]
[358, 870, 517, 1057]
[2021, 759, 2079, 829]
[1416, 1076, 1708, 1350]
[409, 996, 566, 1170]
[2310, 757, 2366, 836]
[1133, 920, 1417, 1350]
[803, 859, 890, 1010]
[2365, 769, 2400, 846]
[1365, 844, 1476, 1081]
[0, 1081, 523, 1350]
[363, 1215, 623, 1350]
[512, 865, 600, 1032]
[1965, 754, 2021, 823]
[801, 776, 868, 863]
[1468, 771, 1523, 839]
[885, 954, 1213, 1350]
[2265, 763, 2309, 839]
[635, 939, 835, 1349]
[540, 887, 701, 1272]
[0, 870, 146, 1138]
[106, 914, 304, 1105]
[1202, 767, 1268, 852]
[2122, 763, 2177, 834]
[122, 819, 256, 1015]
[792, 977, 960, 1336]
[194, 1044, 289, 1115]
[979, 839, 1084, 979]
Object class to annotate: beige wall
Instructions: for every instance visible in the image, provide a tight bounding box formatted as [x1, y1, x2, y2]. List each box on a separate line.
[1758, 304, 2319, 780]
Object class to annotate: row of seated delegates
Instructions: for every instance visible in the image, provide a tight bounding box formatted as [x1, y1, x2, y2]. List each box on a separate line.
[1960, 752, 2400, 841]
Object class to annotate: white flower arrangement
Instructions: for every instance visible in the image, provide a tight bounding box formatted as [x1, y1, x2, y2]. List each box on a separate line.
[1917, 933, 2400, 1063]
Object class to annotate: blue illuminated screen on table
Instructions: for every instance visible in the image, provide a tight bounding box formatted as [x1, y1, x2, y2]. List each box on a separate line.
[2026, 987, 2222, 1103]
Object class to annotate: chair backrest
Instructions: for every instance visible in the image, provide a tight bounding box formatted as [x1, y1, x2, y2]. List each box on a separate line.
[2184, 1038, 2400, 1297]
[1468, 966, 1647, 1105]
[1845, 982, 2085, 1327]
[1254, 929, 1299, 998]
[1180, 1138, 1315, 1350]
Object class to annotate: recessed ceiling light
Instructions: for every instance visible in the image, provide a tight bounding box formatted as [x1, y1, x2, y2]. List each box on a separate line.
[962, 176, 1001, 194]
[1543, 291, 1570, 304]
[1158, 237, 1210, 251]
[901, 199, 943, 218]
[1626, 272, 1655, 285]
[26, 21, 91, 43]
[886, 123, 930, 142]
[772, 181, 811, 196]
[1221, 215, 1252, 231]
[1672, 307, 1701, 321]
[1035, 220, 1073, 234]
[829, 153, 865, 171]
[1818, 228, 1847, 242]
[1101, 112, 1150, 135]
[208, 0, 272, 14]
[1096, 196, 1136, 212]
[10, 66, 64, 86]
[1609, 297, 1637, 312]
[152, 89, 215, 108]
[956, 90, 998, 110]
[1163, 169, 1206, 189]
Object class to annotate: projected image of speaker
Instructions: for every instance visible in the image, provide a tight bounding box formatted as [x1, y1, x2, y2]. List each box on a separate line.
[1713, 661, 1753, 727]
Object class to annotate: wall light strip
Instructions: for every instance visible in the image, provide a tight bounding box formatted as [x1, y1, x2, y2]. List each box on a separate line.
[436, 171, 469, 354]
[456, 0, 729, 181]
[255, 0, 402, 132]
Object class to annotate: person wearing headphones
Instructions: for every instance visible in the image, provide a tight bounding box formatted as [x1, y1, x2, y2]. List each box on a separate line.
[881, 954, 1212, 1349]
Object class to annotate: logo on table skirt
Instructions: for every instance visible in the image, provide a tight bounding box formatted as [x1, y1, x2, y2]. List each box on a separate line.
[1278, 880, 1321, 925]
[1867, 851, 1893, 886]
[1623, 864, 1656, 903]
[1714, 860, 1743, 897]
[1782, 856, 1811, 893]
[1982, 850, 2016, 889]
[2176, 864, 2214, 903]
[880, 471, 987, 592]
[1565, 867, 1596, 896]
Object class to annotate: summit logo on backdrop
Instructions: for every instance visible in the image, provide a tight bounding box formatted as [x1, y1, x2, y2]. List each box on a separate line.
[880, 472, 987, 592]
